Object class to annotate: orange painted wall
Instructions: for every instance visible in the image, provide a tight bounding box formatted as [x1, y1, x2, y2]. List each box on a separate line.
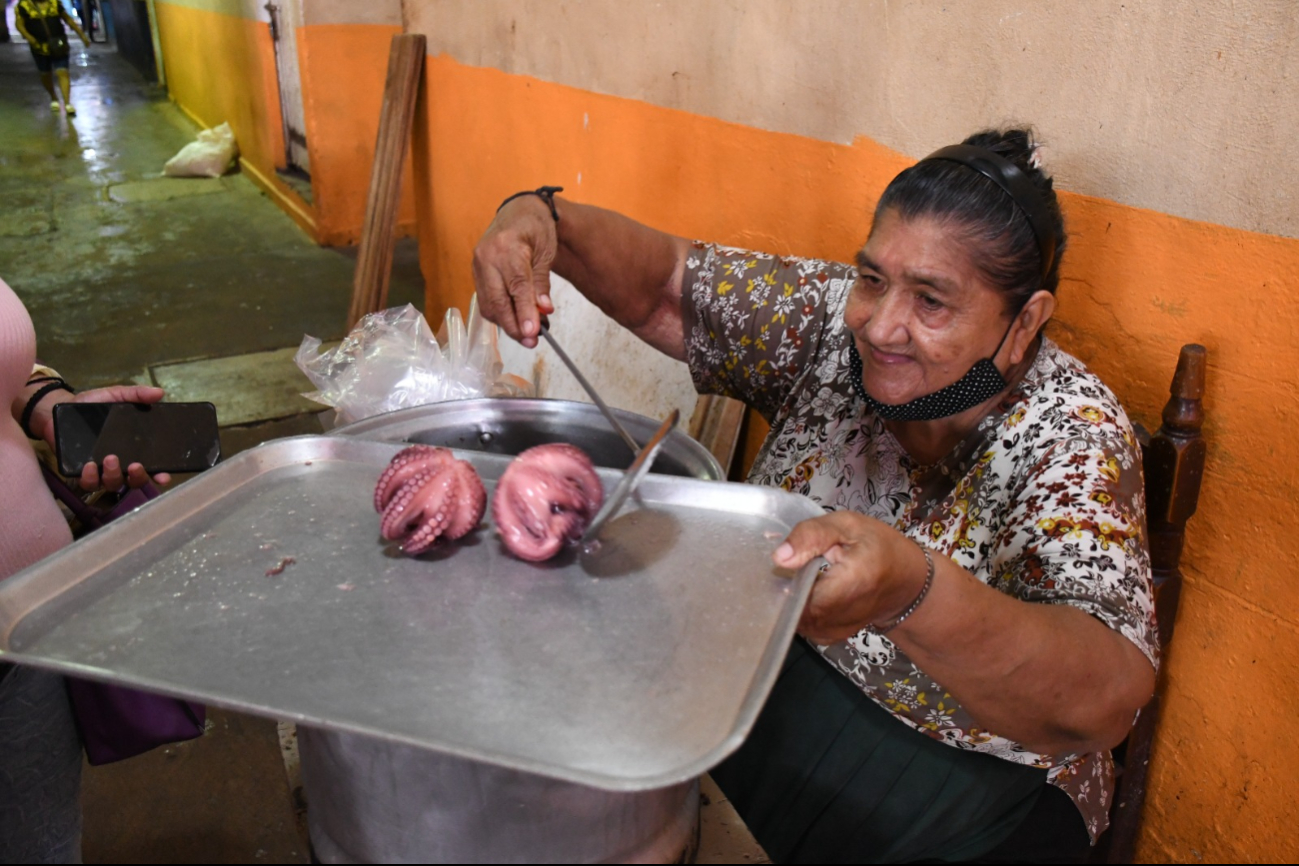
[296, 23, 417, 247]
[153, 3, 302, 224]
[154, 6, 412, 246]
[413, 55, 1299, 861]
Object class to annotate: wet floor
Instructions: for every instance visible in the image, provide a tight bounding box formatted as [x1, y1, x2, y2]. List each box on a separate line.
[0, 41, 423, 392]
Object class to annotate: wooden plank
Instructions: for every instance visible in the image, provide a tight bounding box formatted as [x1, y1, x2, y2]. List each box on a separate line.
[346, 34, 426, 330]
[688, 394, 748, 478]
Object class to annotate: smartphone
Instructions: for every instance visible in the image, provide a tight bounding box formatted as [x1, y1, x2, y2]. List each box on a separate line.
[53, 402, 221, 476]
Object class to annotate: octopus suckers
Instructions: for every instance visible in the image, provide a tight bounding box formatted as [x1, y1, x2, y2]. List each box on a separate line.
[374, 446, 487, 556]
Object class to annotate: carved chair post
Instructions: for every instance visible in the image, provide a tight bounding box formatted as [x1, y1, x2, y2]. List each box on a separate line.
[1097, 344, 1207, 864]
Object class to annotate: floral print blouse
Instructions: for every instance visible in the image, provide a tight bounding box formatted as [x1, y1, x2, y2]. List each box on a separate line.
[681, 242, 1159, 841]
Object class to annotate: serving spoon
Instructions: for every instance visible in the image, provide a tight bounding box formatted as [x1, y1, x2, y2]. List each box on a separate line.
[581, 408, 680, 545]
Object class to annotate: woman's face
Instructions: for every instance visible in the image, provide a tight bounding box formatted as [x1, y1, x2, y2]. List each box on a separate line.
[843, 208, 1015, 407]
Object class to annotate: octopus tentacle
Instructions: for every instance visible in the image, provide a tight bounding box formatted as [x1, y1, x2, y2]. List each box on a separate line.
[373, 445, 455, 512]
[442, 463, 487, 540]
[400, 473, 457, 554]
[380, 467, 439, 540]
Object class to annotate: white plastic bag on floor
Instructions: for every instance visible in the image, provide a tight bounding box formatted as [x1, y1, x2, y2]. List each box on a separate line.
[163, 122, 239, 178]
[295, 298, 532, 425]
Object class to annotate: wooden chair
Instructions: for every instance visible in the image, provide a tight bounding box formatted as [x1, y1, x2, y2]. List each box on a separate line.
[1092, 343, 1208, 864]
[687, 393, 748, 477]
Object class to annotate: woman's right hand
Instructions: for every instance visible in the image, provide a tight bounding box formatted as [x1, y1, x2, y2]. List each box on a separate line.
[472, 195, 560, 349]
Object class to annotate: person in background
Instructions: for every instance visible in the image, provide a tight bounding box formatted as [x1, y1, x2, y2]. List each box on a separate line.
[14, 0, 89, 117]
[69, 0, 101, 41]
[1, 274, 170, 862]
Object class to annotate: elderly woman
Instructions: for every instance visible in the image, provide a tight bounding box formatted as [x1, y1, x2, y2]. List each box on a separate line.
[473, 129, 1157, 863]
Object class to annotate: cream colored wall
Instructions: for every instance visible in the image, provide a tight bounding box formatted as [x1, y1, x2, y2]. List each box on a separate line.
[304, 0, 400, 27]
[496, 275, 701, 423]
[411, 0, 1299, 240]
[160, 0, 401, 26]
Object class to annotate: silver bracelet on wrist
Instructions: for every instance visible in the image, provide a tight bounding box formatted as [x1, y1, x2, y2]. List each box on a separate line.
[868, 543, 935, 635]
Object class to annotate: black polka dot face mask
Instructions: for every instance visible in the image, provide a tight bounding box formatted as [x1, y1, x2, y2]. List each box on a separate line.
[847, 322, 1015, 422]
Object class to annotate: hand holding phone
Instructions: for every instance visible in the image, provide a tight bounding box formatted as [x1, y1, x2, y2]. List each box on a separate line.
[53, 402, 221, 478]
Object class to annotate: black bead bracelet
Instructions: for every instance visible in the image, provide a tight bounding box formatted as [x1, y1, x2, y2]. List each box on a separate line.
[20, 380, 74, 440]
[496, 186, 564, 222]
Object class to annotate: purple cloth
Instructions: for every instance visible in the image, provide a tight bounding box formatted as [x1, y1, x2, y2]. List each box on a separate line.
[63, 678, 205, 766]
[41, 465, 208, 764]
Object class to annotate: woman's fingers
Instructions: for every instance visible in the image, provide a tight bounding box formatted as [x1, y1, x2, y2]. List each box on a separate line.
[78, 457, 123, 492]
[774, 512, 866, 569]
[504, 246, 543, 348]
[122, 385, 165, 404]
[797, 546, 883, 641]
[474, 257, 522, 342]
[79, 460, 99, 492]
[536, 285, 555, 318]
[77, 457, 165, 492]
[99, 455, 124, 491]
[73, 385, 165, 405]
[474, 240, 541, 347]
[124, 462, 151, 489]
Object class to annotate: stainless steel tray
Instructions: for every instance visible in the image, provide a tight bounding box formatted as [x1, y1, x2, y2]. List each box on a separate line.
[0, 436, 820, 791]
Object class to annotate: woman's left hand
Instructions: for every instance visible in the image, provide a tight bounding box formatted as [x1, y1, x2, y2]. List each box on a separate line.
[31, 385, 173, 491]
[774, 511, 931, 643]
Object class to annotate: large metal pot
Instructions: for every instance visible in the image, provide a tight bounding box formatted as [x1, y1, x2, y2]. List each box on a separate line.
[299, 728, 700, 864]
[306, 398, 714, 863]
[332, 398, 723, 481]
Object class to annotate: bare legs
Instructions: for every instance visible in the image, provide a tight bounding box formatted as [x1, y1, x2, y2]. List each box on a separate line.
[39, 69, 75, 115]
[55, 69, 72, 113]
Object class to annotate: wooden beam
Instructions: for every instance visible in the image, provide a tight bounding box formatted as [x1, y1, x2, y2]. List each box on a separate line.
[346, 33, 426, 330]
[688, 394, 748, 479]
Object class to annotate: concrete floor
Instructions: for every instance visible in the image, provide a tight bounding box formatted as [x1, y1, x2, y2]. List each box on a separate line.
[1, 39, 767, 866]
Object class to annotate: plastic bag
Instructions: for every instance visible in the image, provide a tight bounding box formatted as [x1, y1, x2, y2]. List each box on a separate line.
[163, 122, 239, 178]
[295, 298, 532, 426]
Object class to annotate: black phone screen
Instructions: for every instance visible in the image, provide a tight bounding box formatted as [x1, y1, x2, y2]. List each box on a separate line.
[54, 402, 222, 476]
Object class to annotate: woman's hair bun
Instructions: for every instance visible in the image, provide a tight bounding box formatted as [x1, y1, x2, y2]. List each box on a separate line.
[961, 128, 1045, 178]
[873, 126, 1067, 308]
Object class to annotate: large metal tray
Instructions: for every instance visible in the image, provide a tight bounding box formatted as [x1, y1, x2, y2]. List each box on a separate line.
[0, 436, 819, 791]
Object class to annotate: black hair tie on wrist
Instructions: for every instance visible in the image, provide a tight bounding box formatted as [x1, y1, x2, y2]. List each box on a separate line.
[20, 380, 74, 440]
[497, 186, 564, 222]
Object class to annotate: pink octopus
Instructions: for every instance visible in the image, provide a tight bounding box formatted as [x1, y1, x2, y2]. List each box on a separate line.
[492, 444, 605, 562]
[374, 446, 487, 554]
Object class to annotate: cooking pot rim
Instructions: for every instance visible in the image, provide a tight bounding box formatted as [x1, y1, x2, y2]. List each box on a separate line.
[331, 397, 725, 481]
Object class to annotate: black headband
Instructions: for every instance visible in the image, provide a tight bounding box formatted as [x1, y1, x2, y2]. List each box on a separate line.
[919, 144, 1058, 281]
